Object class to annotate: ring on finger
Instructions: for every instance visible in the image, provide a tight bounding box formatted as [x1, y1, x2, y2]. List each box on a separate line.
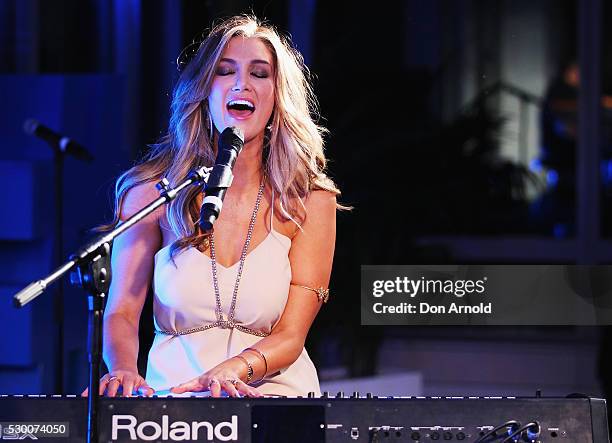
[108, 376, 120, 383]
[227, 379, 239, 387]
[208, 379, 219, 389]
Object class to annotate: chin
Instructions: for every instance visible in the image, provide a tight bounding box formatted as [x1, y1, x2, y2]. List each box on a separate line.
[243, 132, 266, 145]
[219, 117, 266, 143]
[235, 125, 266, 144]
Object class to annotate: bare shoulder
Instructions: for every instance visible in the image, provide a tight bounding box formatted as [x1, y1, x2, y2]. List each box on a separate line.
[273, 189, 336, 239]
[304, 190, 337, 222]
[119, 180, 165, 222]
[289, 190, 336, 241]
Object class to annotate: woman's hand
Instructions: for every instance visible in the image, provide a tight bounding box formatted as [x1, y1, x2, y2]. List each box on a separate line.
[81, 370, 155, 397]
[170, 358, 263, 398]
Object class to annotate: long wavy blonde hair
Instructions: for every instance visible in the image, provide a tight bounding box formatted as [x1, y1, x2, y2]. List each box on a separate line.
[107, 15, 340, 257]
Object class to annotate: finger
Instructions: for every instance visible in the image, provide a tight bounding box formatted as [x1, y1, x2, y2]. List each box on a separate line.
[222, 380, 240, 398]
[83, 374, 112, 397]
[122, 377, 136, 398]
[235, 380, 250, 395]
[136, 385, 155, 397]
[136, 380, 155, 397]
[236, 381, 263, 398]
[98, 378, 111, 396]
[209, 379, 222, 398]
[171, 378, 204, 394]
[106, 378, 122, 397]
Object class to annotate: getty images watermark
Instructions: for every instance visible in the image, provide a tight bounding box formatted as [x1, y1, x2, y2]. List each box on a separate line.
[361, 265, 612, 325]
[372, 276, 490, 315]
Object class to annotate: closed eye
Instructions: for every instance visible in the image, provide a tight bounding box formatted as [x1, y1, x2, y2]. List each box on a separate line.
[216, 67, 235, 76]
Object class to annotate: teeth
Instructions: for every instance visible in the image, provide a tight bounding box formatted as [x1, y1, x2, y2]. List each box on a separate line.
[227, 99, 255, 110]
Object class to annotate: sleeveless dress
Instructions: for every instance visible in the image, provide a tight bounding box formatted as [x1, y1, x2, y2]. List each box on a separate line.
[146, 192, 321, 397]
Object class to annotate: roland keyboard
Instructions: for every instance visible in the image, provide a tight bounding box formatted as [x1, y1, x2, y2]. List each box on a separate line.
[0, 394, 608, 442]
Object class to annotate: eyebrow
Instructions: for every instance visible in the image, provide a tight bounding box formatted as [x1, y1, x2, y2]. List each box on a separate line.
[219, 57, 271, 66]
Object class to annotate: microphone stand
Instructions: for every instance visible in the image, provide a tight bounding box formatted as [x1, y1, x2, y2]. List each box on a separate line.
[12, 165, 212, 443]
[27, 122, 95, 394]
[54, 148, 65, 394]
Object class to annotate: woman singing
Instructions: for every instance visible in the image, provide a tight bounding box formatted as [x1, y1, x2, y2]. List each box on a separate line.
[86, 15, 340, 398]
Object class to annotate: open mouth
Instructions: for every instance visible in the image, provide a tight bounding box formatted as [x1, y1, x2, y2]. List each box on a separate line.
[227, 99, 255, 118]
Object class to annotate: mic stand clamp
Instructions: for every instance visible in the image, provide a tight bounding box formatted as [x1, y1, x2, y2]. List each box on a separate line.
[69, 242, 111, 443]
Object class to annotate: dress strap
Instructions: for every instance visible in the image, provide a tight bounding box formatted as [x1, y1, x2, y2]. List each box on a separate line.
[270, 188, 275, 232]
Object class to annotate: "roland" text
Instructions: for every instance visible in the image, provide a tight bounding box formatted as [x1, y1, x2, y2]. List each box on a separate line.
[111, 414, 238, 441]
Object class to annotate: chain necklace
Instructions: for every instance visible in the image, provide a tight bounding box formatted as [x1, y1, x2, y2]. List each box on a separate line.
[209, 180, 265, 331]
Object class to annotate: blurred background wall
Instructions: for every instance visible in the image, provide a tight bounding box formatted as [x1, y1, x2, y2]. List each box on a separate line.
[0, 0, 610, 423]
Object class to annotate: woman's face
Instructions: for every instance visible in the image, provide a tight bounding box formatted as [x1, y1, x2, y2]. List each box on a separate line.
[208, 36, 275, 145]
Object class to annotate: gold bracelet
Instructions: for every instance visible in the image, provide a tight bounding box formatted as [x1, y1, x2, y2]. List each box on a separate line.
[244, 347, 268, 379]
[291, 283, 330, 303]
[235, 355, 253, 384]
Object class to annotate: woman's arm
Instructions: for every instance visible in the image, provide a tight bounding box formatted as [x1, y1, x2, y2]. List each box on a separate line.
[250, 189, 336, 370]
[171, 190, 336, 396]
[95, 182, 163, 397]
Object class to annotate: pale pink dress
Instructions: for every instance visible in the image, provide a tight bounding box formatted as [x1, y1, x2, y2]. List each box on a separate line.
[146, 193, 321, 397]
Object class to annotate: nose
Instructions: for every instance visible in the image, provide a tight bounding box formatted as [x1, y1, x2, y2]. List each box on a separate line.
[231, 71, 251, 92]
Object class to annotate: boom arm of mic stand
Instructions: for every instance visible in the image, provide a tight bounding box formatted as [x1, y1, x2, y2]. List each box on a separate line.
[11, 165, 212, 443]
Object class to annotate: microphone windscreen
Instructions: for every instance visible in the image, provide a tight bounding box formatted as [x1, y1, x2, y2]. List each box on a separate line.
[23, 118, 39, 135]
[220, 126, 244, 147]
[233, 127, 244, 143]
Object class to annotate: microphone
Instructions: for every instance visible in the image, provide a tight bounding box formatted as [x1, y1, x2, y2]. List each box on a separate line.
[199, 126, 244, 232]
[23, 119, 94, 162]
